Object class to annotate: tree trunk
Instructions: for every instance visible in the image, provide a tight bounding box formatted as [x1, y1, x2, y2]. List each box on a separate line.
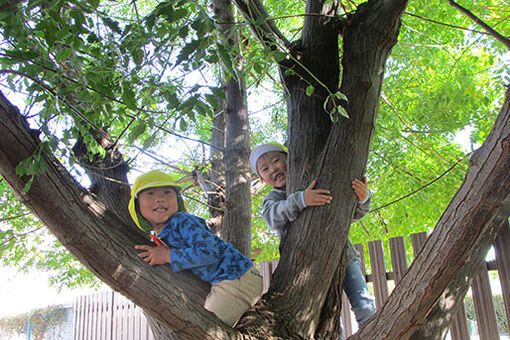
[207, 101, 226, 234]
[72, 135, 131, 225]
[212, 0, 252, 257]
[196, 99, 225, 235]
[238, 1, 409, 338]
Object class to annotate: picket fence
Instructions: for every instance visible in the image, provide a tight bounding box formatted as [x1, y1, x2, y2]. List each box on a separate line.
[73, 226, 510, 340]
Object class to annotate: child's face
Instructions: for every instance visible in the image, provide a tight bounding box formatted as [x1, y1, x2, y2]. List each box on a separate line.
[138, 186, 178, 231]
[256, 151, 287, 189]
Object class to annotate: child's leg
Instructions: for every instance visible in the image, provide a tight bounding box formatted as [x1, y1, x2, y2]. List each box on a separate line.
[204, 267, 263, 327]
[343, 258, 376, 326]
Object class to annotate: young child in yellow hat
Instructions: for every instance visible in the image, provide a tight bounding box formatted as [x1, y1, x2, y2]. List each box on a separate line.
[129, 170, 263, 327]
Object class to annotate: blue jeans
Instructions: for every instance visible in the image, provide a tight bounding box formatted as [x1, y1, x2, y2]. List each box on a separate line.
[344, 258, 376, 324]
[340, 259, 376, 339]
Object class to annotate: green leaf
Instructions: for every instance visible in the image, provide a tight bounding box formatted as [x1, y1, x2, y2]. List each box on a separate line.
[330, 113, 339, 123]
[146, 14, 156, 31]
[306, 85, 314, 96]
[55, 48, 73, 63]
[102, 17, 122, 34]
[179, 118, 188, 130]
[178, 26, 189, 39]
[131, 49, 144, 66]
[121, 81, 138, 110]
[337, 105, 349, 118]
[334, 91, 348, 102]
[216, 44, 235, 75]
[156, 2, 175, 21]
[323, 94, 331, 112]
[143, 135, 156, 149]
[205, 94, 218, 108]
[23, 176, 34, 194]
[41, 21, 58, 46]
[128, 121, 146, 142]
[173, 8, 188, 21]
[272, 50, 286, 62]
[175, 40, 200, 66]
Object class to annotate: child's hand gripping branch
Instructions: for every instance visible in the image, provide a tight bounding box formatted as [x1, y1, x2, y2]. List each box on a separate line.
[304, 178, 367, 207]
[135, 243, 170, 266]
[303, 180, 333, 206]
[352, 177, 368, 203]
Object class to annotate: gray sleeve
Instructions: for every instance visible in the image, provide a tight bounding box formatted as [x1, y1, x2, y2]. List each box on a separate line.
[262, 190, 307, 237]
[353, 191, 371, 222]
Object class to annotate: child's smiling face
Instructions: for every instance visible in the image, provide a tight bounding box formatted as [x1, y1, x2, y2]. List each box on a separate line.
[138, 186, 178, 232]
[256, 151, 287, 189]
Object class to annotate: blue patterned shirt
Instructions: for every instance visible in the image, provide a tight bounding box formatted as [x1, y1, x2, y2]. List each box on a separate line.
[158, 212, 252, 283]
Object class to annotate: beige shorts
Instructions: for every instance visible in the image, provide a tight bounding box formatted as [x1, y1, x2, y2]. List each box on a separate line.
[204, 268, 263, 327]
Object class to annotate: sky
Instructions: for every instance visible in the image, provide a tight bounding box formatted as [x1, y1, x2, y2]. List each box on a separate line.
[0, 266, 104, 317]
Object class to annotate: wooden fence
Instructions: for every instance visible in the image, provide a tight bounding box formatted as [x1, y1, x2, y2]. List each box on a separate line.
[73, 291, 154, 340]
[73, 226, 510, 339]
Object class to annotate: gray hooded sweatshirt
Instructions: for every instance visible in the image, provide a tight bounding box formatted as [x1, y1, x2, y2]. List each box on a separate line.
[262, 188, 371, 263]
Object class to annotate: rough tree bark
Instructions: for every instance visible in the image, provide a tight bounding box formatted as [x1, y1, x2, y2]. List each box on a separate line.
[195, 101, 225, 235]
[410, 220, 508, 339]
[212, 0, 252, 257]
[2, 87, 509, 339]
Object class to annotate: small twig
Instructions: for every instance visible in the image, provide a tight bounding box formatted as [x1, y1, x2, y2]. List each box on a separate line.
[358, 220, 372, 238]
[405, 11, 487, 35]
[382, 95, 451, 164]
[1, 226, 44, 247]
[181, 193, 224, 212]
[0, 212, 31, 222]
[370, 153, 470, 213]
[447, 0, 510, 50]
[128, 146, 194, 177]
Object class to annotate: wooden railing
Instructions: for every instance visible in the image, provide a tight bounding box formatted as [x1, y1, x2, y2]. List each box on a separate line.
[73, 226, 510, 339]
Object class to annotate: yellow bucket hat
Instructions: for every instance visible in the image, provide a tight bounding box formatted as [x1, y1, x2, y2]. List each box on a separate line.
[128, 170, 186, 231]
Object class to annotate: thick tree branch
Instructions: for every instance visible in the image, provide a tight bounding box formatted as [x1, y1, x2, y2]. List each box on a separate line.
[447, 0, 510, 50]
[0, 91, 245, 339]
[351, 88, 510, 339]
[410, 219, 510, 339]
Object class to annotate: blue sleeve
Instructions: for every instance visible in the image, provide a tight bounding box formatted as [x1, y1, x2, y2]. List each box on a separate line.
[167, 214, 223, 272]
